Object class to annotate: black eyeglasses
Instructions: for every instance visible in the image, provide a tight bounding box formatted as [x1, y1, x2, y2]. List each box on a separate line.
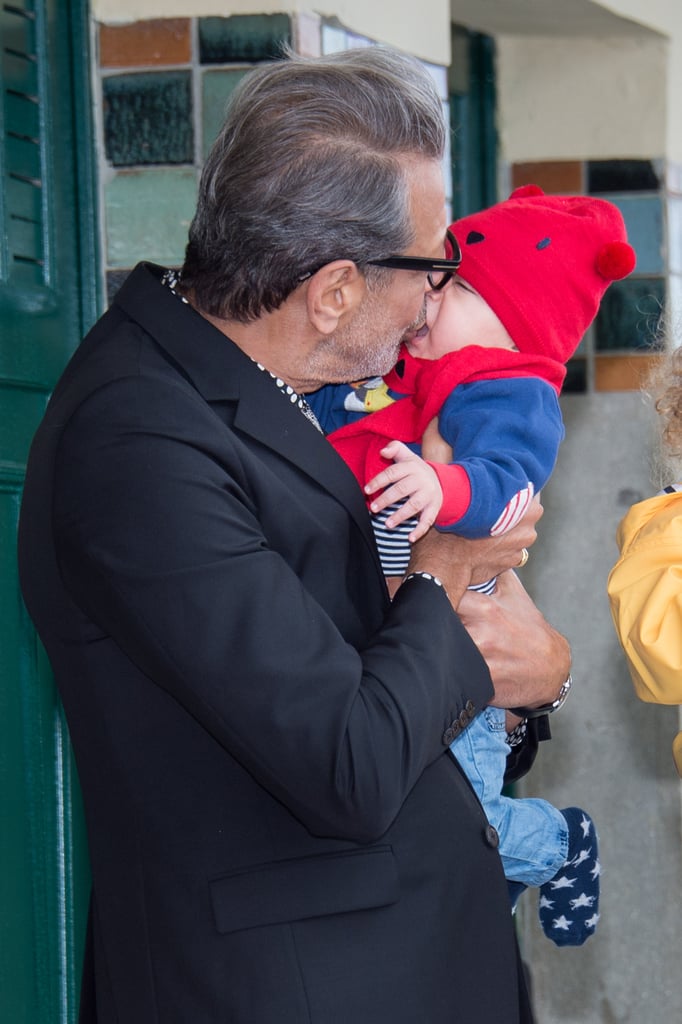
[366, 229, 462, 291]
[298, 229, 462, 291]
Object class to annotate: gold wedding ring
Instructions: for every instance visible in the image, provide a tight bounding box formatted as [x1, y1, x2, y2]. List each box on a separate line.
[517, 547, 529, 568]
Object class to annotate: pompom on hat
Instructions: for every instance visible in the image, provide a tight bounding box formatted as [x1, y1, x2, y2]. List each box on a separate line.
[450, 185, 636, 364]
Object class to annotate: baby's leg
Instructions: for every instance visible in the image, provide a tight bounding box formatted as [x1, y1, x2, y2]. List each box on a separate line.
[450, 709, 567, 886]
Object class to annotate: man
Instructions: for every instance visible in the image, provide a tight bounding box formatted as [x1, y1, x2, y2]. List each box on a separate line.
[18, 46, 569, 1022]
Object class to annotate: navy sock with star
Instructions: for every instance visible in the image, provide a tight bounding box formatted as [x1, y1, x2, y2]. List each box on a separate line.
[538, 806, 600, 947]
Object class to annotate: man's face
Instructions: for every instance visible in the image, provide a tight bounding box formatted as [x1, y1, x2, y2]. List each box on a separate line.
[314, 157, 448, 382]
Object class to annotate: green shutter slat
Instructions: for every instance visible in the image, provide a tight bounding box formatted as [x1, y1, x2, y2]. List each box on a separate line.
[1, 1, 93, 1021]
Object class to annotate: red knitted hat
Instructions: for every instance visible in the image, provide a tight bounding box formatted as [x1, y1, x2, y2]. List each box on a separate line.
[449, 185, 636, 363]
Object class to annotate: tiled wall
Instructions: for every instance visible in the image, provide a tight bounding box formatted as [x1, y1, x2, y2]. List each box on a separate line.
[511, 158, 671, 392]
[98, 14, 294, 303]
[96, 13, 451, 304]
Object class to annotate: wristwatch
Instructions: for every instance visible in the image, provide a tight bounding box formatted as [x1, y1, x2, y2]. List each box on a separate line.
[510, 673, 572, 720]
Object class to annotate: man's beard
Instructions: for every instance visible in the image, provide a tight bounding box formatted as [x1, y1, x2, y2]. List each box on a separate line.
[312, 295, 427, 385]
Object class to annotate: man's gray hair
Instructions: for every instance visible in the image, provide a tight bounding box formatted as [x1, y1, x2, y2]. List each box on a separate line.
[181, 46, 447, 321]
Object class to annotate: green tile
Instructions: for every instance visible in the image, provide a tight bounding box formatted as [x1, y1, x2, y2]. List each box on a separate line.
[103, 72, 193, 166]
[202, 69, 249, 158]
[595, 277, 666, 351]
[606, 195, 665, 276]
[667, 197, 682, 274]
[199, 14, 291, 63]
[563, 358, 587, 394]
[105, 168, 197, 267]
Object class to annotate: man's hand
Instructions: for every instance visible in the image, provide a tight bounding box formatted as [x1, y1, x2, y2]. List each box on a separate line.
[457, 569, 571, 711]
[405, 495, 543, 605]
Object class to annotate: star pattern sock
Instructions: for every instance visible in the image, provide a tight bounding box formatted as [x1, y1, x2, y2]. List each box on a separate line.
[538, 806, 600, 947]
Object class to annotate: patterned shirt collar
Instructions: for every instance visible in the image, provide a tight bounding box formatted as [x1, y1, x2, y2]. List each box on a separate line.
[161, 269, 322, 432]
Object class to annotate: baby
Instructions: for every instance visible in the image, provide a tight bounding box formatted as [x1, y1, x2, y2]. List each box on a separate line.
[309, 185, 636, 944]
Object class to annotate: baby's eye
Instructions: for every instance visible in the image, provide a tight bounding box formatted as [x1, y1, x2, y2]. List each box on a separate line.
[455, 278, 473, 293]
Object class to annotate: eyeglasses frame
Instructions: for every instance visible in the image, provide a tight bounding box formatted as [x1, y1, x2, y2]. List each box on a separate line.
[366, 228, 462, 291]
[297, 229, 462, 291]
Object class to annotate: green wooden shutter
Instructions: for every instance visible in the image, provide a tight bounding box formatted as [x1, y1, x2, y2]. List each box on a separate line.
[1, 1, 97, 1020]
[449, 27, 497, 219]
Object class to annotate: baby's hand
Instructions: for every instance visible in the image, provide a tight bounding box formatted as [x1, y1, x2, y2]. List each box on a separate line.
[365, 441, 443, 542]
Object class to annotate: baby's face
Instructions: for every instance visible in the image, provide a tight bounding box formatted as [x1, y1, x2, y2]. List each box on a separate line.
[404, 274, 517, 361]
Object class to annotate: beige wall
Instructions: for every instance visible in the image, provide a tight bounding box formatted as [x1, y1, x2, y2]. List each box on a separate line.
[448, 0, 682, 165]
[496, 33, 668, 163]
[491, 0, 682, 166]
[91, 0, 451, 64]
[603, 0, 677, 34]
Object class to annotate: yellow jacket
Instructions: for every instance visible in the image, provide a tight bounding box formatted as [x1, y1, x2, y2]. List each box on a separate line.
[607, 488, 682, 774]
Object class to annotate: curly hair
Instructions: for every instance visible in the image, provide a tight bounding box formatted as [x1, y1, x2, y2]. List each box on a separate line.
[649, 346, 682, 458]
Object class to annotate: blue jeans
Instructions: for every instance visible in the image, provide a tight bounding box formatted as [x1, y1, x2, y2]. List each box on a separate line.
[451, 707, 568, 886]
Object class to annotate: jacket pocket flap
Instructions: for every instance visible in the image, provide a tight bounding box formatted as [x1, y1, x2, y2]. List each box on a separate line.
[210, 845, 398, 934]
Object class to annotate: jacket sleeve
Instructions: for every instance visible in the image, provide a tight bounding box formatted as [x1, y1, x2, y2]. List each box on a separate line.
[434, 377, 564, 539]
[607, 496, 682, 705]
[52, 372, 494, 844]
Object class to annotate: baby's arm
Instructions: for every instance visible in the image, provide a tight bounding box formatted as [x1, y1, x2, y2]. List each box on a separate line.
[365, 436, 474, 542]
[365, 441, 443, 542]
[435, 377, 563, 539]
[364, 416, 473, 542]
[367, 377, 562, 543]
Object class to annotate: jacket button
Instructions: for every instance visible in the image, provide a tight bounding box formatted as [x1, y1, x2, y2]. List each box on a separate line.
[465, 700, 475, 716]
[484, 825, 500, 849]
[458, 709, 470, 729]
[442, 721, 461, 745]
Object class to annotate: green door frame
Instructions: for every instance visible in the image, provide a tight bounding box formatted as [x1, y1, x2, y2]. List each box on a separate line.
[1, 1, 99, 1020]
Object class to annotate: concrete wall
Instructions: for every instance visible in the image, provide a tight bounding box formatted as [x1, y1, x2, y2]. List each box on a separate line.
[449, 0, 682, 165]
[604, 0, 682, 163]
[496, 34, 667, 163]
[518, 391, 682, 1023]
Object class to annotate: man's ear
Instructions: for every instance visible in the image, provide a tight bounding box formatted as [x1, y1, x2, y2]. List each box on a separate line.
[305, 260, 366, 334]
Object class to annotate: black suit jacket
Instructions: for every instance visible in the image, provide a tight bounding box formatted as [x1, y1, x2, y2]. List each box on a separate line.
[18, 264, 533, 1023]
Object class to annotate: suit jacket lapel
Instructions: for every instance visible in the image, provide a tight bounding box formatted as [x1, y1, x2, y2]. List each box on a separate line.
[114, 263, 382, 567]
